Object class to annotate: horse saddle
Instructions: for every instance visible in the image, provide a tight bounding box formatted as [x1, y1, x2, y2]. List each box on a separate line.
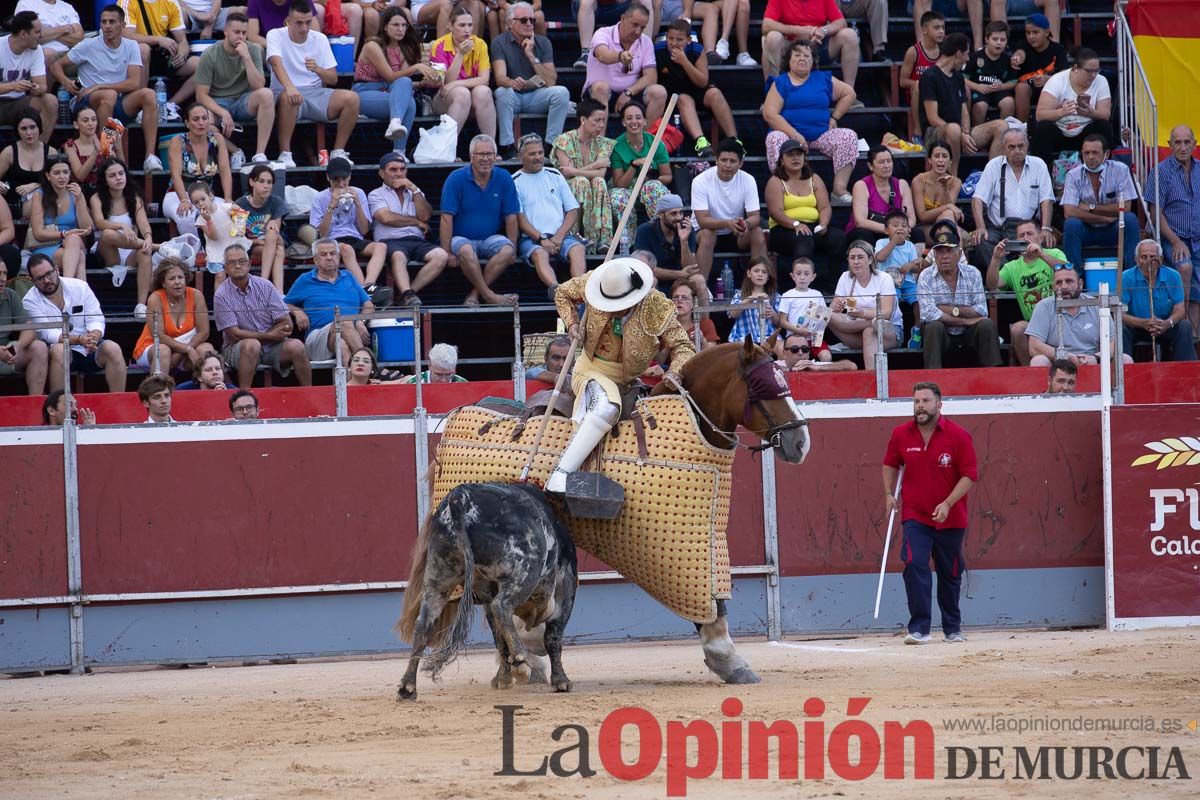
[477, 383, 655, 446]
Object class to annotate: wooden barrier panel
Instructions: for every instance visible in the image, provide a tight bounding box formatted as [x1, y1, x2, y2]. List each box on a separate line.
[0, 443, 69, 599]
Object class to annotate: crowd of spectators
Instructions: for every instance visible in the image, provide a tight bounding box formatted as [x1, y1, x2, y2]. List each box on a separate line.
[0, 0, 1193, 403]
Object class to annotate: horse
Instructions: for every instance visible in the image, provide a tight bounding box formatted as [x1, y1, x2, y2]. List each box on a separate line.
[397, 333, 809, 689]
[395, 482, 578, 701]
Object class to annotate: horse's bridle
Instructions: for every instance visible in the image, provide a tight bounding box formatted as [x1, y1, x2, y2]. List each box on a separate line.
[671, 357, 808, 454]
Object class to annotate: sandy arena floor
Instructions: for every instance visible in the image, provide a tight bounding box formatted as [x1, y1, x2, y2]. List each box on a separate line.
[2, 628, 1198, 799]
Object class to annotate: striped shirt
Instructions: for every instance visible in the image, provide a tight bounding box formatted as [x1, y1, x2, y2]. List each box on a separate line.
[1061, 160, 1138, 217]
[213, 274, 288, 349]
[917, 262, 988, 335]
[973, 155, 1054, 229]
[1143, 156, 1200, 241]
[727, 290, 780, 344]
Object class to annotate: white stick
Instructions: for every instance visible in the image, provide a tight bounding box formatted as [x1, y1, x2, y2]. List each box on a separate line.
[873, 468, 904, 619]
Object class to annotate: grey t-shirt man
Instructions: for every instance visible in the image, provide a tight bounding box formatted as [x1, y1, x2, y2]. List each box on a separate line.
[66, 36, 142, 89]
[1026, 293, 1102, 355]
[491, 31, 553, 89]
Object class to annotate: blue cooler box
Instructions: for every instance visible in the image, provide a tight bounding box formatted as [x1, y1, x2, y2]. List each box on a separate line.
[370, 318, 415, 362]
[330, 36, 356, 74]
[1084, 257, 1119, 293]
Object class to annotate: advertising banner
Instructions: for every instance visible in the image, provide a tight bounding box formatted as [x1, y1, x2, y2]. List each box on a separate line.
[1109, 404, 1200, 627]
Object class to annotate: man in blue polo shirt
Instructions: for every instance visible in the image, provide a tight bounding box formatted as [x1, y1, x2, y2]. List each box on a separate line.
[284, 238, 374, 363]
[440, 134, 521, 306]
[1120, 239, 1197, 362]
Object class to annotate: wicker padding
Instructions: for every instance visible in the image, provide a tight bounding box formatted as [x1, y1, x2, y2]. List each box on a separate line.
[432, 396, 734, 623]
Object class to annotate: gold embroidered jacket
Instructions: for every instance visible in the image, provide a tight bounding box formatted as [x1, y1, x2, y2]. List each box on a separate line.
[555, 273, 696, 384]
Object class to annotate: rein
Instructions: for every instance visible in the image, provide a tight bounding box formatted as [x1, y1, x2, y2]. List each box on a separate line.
[671, 356, 808, 454]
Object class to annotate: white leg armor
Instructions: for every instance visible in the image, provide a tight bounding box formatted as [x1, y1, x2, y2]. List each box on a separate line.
[546, 380, 620, 493]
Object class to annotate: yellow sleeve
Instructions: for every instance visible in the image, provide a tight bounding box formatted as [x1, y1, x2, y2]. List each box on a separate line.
[167, 0, 185, 31]
[554, 274, 588, 329]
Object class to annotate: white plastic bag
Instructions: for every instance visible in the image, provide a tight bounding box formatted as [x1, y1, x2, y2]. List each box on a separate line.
[413, 114, 459, 164]
[285, 185, 319, 216]
[153, 233, 201, 269]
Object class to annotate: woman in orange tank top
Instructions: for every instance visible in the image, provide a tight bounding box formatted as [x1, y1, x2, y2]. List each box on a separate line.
[133, 257, 214, 373]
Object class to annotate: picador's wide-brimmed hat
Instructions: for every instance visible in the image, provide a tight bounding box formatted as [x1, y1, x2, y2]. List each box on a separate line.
[585, 257, 656, 313]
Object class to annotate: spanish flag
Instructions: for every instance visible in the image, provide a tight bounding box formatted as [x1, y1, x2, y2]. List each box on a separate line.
[1125, 0, 1200, 153]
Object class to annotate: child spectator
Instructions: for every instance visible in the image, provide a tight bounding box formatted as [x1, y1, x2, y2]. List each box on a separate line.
[963, 21, 1016, 126]
[777, 257, 832, 355]
[874, 210, 924, 333]
[191, 181, 252, 288]
[727, 257, 781, 343]
[236, 165, 288, 292]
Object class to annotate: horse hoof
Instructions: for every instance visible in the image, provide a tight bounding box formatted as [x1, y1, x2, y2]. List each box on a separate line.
[397, 684, 418, 701]
[553, 679, 573, 693]
[725, 667, 762, 685]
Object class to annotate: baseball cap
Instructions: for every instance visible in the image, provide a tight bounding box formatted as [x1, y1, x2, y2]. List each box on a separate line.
[931, 226, 961, 249]
[326, 157, 352, 178]
[379, 152, 407, 169]
[1028, 13, 1051, 29]
[778, 139, 807, 156]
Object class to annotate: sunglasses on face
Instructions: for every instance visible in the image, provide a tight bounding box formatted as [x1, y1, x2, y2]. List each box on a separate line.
[785, 344, 811, 354]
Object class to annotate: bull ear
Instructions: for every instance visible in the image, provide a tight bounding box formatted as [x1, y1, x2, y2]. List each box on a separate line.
[742, 334, 756, 362]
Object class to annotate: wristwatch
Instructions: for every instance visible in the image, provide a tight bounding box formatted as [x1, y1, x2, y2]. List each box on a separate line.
[1088, 202, 1096, 211]
[792, 220, 801, 230]
[952, 306, 961, 317]
[623, 89, 633, 98]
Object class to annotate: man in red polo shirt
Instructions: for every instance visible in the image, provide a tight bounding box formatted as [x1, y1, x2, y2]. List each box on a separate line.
[762, 0, 861, 89]
[882, 382, 978, 644]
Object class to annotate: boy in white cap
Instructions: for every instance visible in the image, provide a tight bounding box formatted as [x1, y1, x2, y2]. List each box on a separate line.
[547, 256, 697, 494]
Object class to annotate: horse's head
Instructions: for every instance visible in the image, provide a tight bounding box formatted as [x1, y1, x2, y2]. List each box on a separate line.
[659, 335, 810, 464]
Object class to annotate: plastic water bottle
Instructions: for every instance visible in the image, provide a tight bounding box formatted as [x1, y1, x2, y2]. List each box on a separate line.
[57, 87, 70, 125]
[909, 325, 923, 350]
[672, 113, 681, 129]
[618, 226, 631, 256]
[154, 77, 168, 110]
[720, 261, 735, 299]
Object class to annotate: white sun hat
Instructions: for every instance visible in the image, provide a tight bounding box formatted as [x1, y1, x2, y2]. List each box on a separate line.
[584, 256, 656, 313]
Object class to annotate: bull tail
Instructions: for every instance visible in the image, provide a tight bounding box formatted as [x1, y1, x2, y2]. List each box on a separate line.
[421, 489, 477, 679]
[394, 464, 452, 643]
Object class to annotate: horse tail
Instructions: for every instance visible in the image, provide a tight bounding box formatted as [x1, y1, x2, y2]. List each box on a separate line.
[422, 488, 476, 678]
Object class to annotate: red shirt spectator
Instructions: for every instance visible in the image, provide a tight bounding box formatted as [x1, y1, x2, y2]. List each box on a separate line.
[765, 0, 844, 29]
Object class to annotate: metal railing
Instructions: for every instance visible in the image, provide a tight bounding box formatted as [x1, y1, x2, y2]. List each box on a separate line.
[1115, 0, 1160, 239]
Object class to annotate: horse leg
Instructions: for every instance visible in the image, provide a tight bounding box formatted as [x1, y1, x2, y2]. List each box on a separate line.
[696, 601, 760, 684]
[485, 605, 516, 690]
[397, 592, 450, 701]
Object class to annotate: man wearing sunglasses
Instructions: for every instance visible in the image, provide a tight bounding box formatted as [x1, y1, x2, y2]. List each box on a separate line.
[492, 3, 570, 161]
[774, 332, 855, 371]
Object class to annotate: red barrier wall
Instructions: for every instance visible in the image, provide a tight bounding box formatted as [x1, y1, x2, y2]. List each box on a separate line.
[0, 445, 68, 598]
[6, 361, 1197, 428]
[76, 434, 418, 593]
[775, 412, 1104, 576]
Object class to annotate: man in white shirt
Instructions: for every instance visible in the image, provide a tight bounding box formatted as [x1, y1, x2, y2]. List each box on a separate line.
[513, 133, 586, 293]
[266, 0, 360, 169]
[13, 0, 83, 72]
[22, 255, 128, 394]
[969, 127, 1054, 267]
[49, 5, 162, 172]
[691, 139, 766, 279]
[0, 12, 57, 143]
[138, 374, 177, 424]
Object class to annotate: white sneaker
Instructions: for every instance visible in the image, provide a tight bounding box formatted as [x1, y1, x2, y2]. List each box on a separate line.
[329, 148, 354, 166]
[904, 632, 932, 645]
[251, 153, 269, 165]
[736, 52, 758, 67]
[229, 149, 245, 170]
[715, 38, 730, 60]
[573, 48, 590, 68]
[133, 303, 148, 321]
[143, 154, 164, 172]
[277, 151, 297, 169]
[385, 118, 408, 141]
[160, 101, 182, 123]
[945, 632, 967, 643]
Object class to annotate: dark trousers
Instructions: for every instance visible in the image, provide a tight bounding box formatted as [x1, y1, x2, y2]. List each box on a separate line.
[1031, 119, 1115, 163]
[768, 226, 847, 295]
[1123, 320, 1198, 361]
[921, 317, 1002, 368]
[901, 520, 966, 636]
